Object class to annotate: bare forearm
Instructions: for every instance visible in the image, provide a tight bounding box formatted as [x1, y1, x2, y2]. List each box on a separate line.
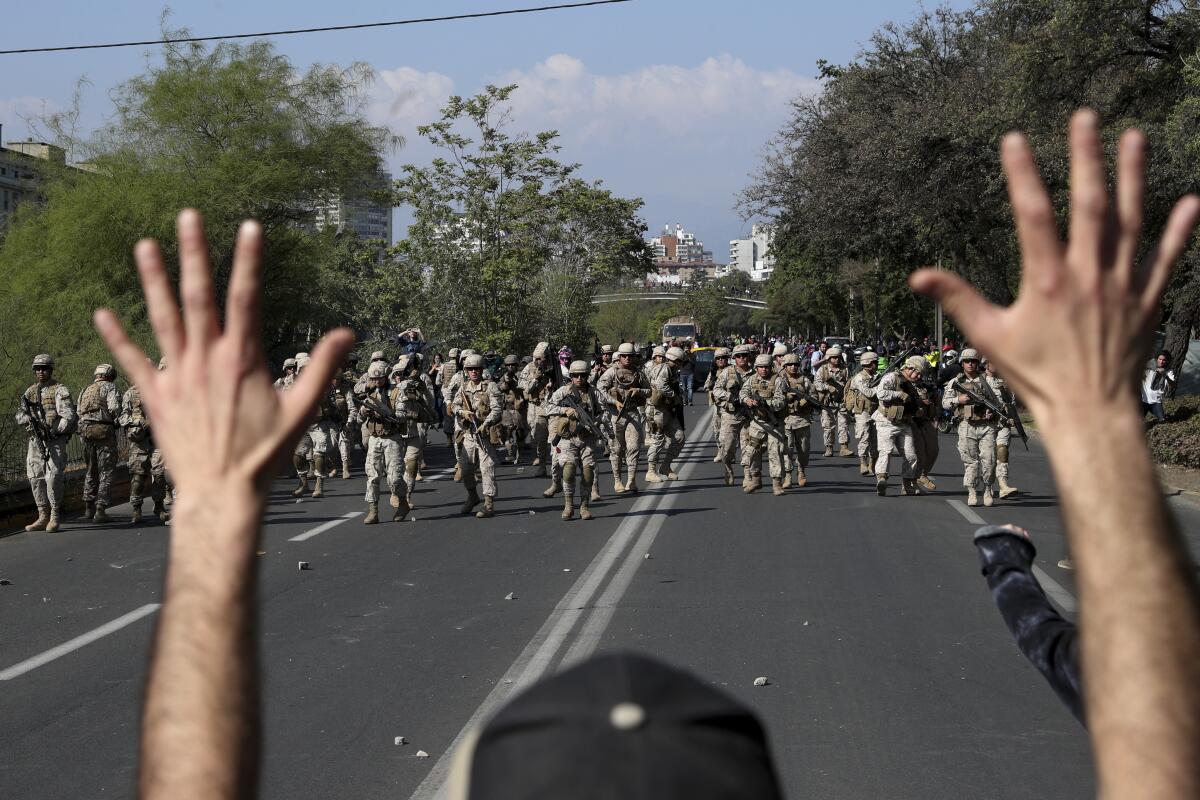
[140, 495, 263, 800]
[1042, 405, 1200, 798]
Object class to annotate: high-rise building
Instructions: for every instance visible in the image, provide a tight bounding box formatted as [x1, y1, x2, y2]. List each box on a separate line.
[649, 223, 713, 265]
[313, 168, 394, 243]
[729, 223, 775, 282]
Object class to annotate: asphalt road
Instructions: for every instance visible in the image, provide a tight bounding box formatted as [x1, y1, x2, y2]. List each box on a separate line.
[3, 403, 1200, 799]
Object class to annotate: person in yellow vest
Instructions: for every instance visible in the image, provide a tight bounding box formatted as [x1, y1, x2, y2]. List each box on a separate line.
[15, 354, 76, 532]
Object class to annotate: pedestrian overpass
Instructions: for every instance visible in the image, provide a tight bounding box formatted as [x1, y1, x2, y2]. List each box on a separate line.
[591, 289, 766, 310]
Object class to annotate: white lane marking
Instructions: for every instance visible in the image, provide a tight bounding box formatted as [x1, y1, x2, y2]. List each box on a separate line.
[944, 498, 1078, 613]
[0, 604, 161, 681]
[408, 406, 715, 800]
[289, 511, 363, 542]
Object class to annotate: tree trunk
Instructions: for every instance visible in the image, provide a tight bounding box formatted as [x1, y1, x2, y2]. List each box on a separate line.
[1162, 260, 1200, 398]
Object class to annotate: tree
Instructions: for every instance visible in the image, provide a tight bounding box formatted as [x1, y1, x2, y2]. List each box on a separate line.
[392, 85, 652, 355]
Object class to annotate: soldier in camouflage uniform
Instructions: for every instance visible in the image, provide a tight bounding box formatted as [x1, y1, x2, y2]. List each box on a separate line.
[442, 349, 476, 483]
[984, 358, 1019, 500]
[645, 346, 686, 482]
[76, 363, 121, 523]
[548, 361, 605, 520]
[942, 348, 997, 507]
[739, 354, 787, 494]
[873, 356, 923, 497]
[702, 348, 731, 453]
[597, 342, 649, 494]
[15, 354, 76, 532]
[495, 354, 525, 464]
[709, 344, 754, 486]
[273, 358, 297, 390]
[777, 353, 816, 489]
[909, 358, 940, 492]
[519, 342, 561, 485]
[358, 362, 415, 523]
[813, 345, 854, 458]
[326, 354, 359, 479]
[450, 354, 504, 519]
[120, 372, 168, 524]
[847, 351, 879, 476]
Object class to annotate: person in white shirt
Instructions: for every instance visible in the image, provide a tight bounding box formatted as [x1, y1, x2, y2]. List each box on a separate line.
[1141, 350, 1177, 423]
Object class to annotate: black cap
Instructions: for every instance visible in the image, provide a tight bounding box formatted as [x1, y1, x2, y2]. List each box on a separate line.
[460, 652, 782, 799]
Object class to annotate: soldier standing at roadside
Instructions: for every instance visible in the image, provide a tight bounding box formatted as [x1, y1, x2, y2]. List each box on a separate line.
[120, 369, 168, 524]
[76, 364, 121, 523]
[16, 355, 76, 532]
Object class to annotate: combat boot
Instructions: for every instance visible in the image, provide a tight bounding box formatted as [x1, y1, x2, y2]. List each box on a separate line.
[579, 498, 593, 520]
[772, 478, 784, 496]
[364, 502, 379, 525]
[590, 479, 602, 503]
[645, 467, 662, 483]
[839, 445, 853, 457]
[154, 500, 170, 523]
[876, 475, 887, 496]
[542, 476, 562, 498]
[902, 479, 921, 496]
[967, 487, 979, 507]
[626, 475, 639, 494]
[404, 459, 420, 508]
[562, 494, 575, 521]
[999, 477, 1019, 498]
[453, 463, 462, 482]
[666, 470, 680, 481]
[342, 464, 351, 480]
[393, 497, 410, 522]
[93, 505, 110, 524]
[781, 471, 792, 489]
[311, 475, 325, 498]
[823, 446, 833, 457]
[25, 507, 49, 532]
[46, 507, 61, 533]
[613, 477, 626, 494]
[723, 463, 734, 486]
[291, 473, 310, 498]
[743, 475, 760, 494]
[130, 505, 143, 524]
[796, 469, 808, 487]
[859, 456, 871, 476]
[461, 486, 481, 515]
[918, 475, 936, 492]
[983, 487, 994, 507]
[475, 495, 494, 519]
[84, 501, 96, 520]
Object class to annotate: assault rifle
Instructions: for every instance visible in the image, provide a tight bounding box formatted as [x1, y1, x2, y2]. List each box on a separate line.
[21, 394, 51, 458]
[951, 379, 1029, 450]
[736, 397, 788, 445]
[870, 346, 920, 388]
[557, 392, 597, 438]
[781, 384, 833, 413]
[457, 383, 481, 438]
[360, 394, 406, 430]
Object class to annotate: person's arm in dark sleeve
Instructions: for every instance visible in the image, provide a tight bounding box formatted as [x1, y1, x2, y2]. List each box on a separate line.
[974, 524, 1084, 724]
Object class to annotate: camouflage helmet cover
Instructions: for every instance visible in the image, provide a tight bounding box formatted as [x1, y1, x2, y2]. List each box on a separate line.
[568, 359, 589, 375]
[32, 353, 53, 368]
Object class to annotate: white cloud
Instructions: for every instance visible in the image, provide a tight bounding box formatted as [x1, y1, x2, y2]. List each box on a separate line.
[366, 66, 455, 134]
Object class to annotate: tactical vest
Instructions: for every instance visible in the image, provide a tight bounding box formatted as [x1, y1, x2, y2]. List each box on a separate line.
[25, 382, 62, 431]
[817, 366, 848, 402]
[462, 381, 493, 417]
[611, 367, 646, 407]
[125, 387, 147, 426]
[748, 375, 775, 402]
[363, 388, 401, 437]
[955, 377, 991, 422]
[79, 382, 114, 422]
[440, 362, 457, 386]
[846, 375, 874, 414]
[784, 376, 810, 415]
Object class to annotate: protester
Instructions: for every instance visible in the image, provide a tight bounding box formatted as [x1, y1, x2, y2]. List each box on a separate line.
[1141, 350, 1177, 423]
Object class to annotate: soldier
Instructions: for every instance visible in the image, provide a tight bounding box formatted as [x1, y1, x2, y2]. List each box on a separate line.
[702, 347, 731, 451]
[16, 354, 76, 532]
[120, 368, 168, 524]
[597, 342, 650, 494]
[330, 355, 359, 479]
[289, 356, 343, 499]
[777, 353, 816, 489]
[984, 358, 1020, 499]
[443, 349, 477, 483]
[813, 345, 853, 458]
[738, 353, 786, 494]
[909, 358, 940, 492]
[873, 356, 924, 496]
[645, 346, 686, 482]
[519, 342, 560, 481]
[942, 348, 997, 507]
[358, 362, 416, 523]
[76, 363, 121, 523]
[273, 358, 296, 389]
[495, 354, 525, 464]
[401, 354, 438, 485]
[590, 344, 614, 384]
[847, 351, 879, 476]
[547, 361, 605, 520]
[710, 344, 754, 486]
[590, 344, 616, 465]
[450, 353, 504, 519]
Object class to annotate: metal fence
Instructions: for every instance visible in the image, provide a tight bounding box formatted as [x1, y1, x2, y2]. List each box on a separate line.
[0, 421, 131, 493]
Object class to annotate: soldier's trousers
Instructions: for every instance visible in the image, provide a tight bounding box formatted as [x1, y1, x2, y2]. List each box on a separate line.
[873, 415, 917, 479]
[717, 413, 745, 468]
[527, 405, 550, 466]
[744, 420, 782, 479]
[854, 411, 877, 460]
[821, 407, 851, 448]
[82, 434, 117, 507]
[365, 433, 419, 503]
[558, 435, 601, 498]
[609, 414, 644, 484]
[26, 437, 67, 510]
[710, 406, 722, 443]
[128, 440, 166, 508]
[958, 421, 997, 491]
[646, 410, 684, 473]
[992, 426, 1012, 483]
[912, 420, 939, 479]
[460, 431, 499, 497]
[782, 424, 810, 473]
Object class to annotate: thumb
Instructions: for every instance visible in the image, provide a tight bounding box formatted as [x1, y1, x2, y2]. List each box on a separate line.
[908, 268, 999, 347]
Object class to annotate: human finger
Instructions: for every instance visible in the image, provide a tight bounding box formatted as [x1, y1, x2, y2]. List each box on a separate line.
[908, 268, 1000, 349]
[224, 220, 263, 359]
[134, 239, 184, 362]
[93, 308, 158, 398]
[176, 209, 220, 351]
[278, 328, 356, 445]
[1113, 129, 1146, 286]
[1066, 109, 1108, 273]
[1000, 133, 1062, 291]
[1138, 194, 1200, 317]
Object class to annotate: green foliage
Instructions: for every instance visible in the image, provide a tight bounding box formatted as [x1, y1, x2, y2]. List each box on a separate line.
[1148, 396, 1200, 469]
[392, 85, 652, 355]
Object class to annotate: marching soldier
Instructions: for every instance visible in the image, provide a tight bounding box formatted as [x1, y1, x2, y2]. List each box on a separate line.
[120, 372, 168, 524]
[702, 347, 731, 450]
[813, 345, 853, 458]
[873, 356, 923, 496]
[358, 362, 416, 523]
[590, 344, 614, 384]
[909, 359, 940, 492]
[495, 354, 525, 464]
[597, 342, 650, 494]
[519, 342, 559, 480]
[984, 358, 1020, 499]
[16, 354, 76, 532]
[328, 354, 359, 479]
[442, 348, 476, 483]
[710, 344, 755, 486]
[645, 346, 686, 482]
[847, 351, 878, 476]
[942, 348, 997, 507]
[76, 364, 121, 523]
[290, 356, 342, 499]
[777, 353, 815, 489]
[273, 357, 296, 389]
[450, 354, 504, 519]
[548, 361, 605, 520]
[738, 353, 786, 494]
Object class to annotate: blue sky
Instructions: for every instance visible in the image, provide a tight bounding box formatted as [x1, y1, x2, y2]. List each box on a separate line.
[1, 0, 973, 254]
